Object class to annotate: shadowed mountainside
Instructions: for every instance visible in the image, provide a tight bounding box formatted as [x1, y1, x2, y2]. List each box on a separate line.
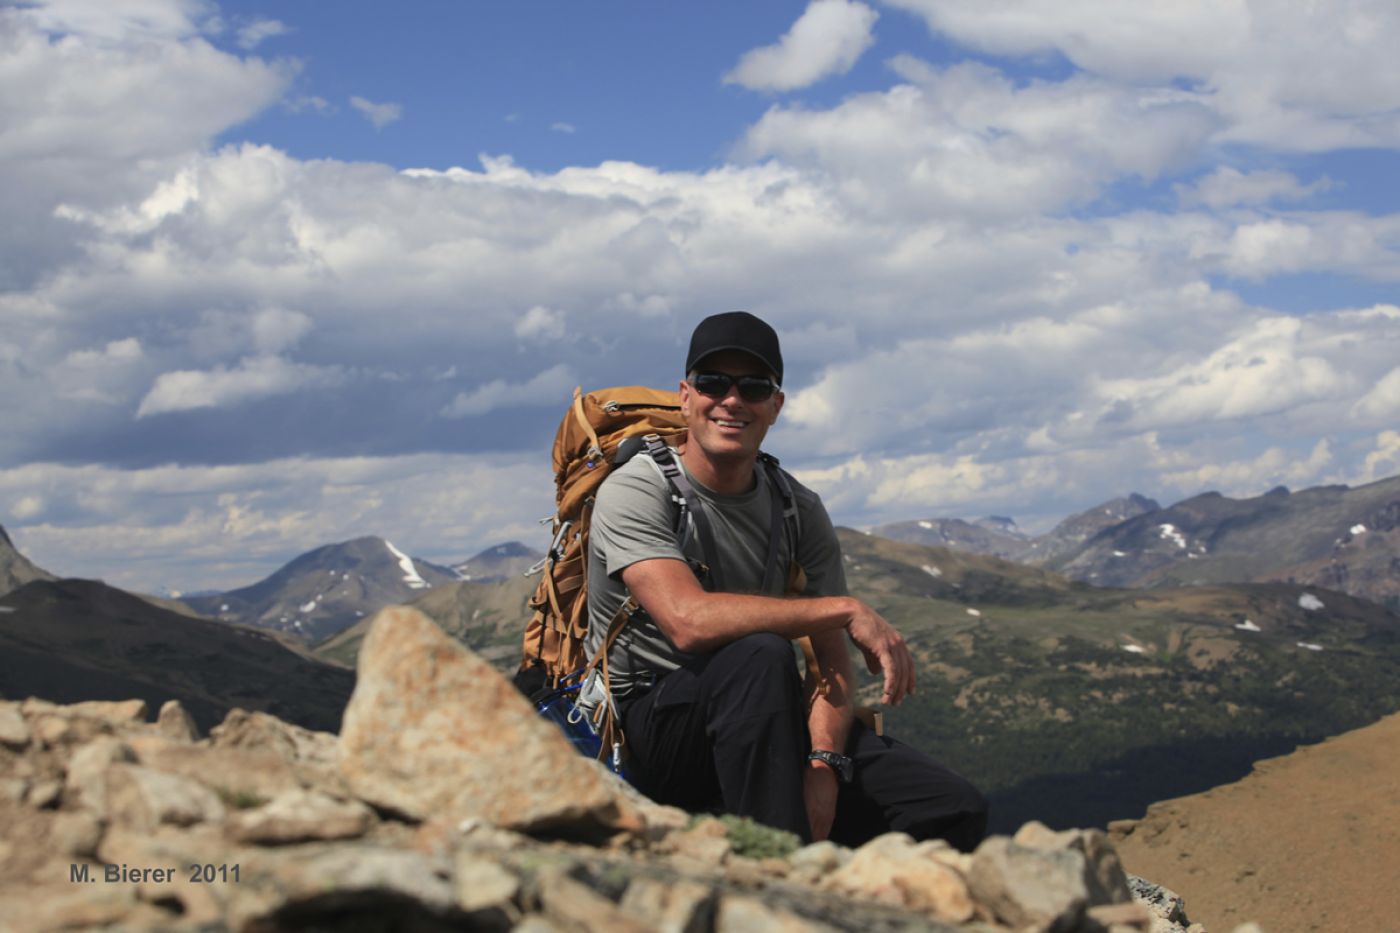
[0, 578, 354, 733]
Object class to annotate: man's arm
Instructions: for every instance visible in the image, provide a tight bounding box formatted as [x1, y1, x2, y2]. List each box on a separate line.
[619, 557, 915, 705]
[803, 627, 854, 840]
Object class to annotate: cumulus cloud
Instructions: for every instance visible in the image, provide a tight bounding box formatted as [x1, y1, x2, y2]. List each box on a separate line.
[236, 17, 288, 49]
[0, 452, 552, 590]
[6, 0, 1400, 589]
[724, 0, 878, 91]
[738, 59, 1219, 221]
[514, 306, 566, 342]
[349, 95, 402, 129]
[885, 0, 1400, 150]
[1176, 167, 1332, 209]
[440, 363, 577, 419]
[136, 356, 345, 417]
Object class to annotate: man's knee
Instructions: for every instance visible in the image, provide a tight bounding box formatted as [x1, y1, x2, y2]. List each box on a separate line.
[721, 632, 796, 670]
[700, 632, 804, 717]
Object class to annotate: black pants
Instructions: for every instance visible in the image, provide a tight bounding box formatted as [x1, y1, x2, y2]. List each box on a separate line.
[620, 632, 988, 852]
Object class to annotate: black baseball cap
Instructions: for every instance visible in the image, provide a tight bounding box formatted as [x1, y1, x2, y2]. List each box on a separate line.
[685, 311, 783, 385]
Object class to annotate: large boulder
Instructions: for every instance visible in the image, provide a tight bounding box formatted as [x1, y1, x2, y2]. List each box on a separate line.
[337, 606, 642, 837]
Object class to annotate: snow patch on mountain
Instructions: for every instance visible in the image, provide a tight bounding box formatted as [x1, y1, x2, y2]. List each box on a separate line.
[1158, 524, 1187, 549]
[1235, 619, 1262, 632]
[384, 540, 429, 589]
[1351, 524, 1367, 535]
[921, 564, 942, 578]
[1299, 593, 1325, 611]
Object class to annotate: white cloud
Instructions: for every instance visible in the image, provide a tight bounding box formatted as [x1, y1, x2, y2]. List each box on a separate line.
[0, 453, 552, 591]
[440, 363, 577, 419]
[349, 95, 402, 129]
[1357, 431, 1400, 485]
[1177, 167, 1332, 209]
[550, 122, 576, 134]
[136, 356, 345, 417]
[724, 0, 878, 91]
[885, 0, 1400, 150]
[738, 60, 1218, 221]
[1352, 368, 1400, 423]
[285, 95, 332, 115]
[514, 306, 566, 342]
[236, 17, 288, 50]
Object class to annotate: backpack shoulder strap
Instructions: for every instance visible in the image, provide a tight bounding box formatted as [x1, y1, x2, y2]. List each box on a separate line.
[641, 435, 726, 592]
[757, 452, 802, 594]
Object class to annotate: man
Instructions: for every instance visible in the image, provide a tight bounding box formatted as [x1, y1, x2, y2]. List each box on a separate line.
[585, 311, 986, 850]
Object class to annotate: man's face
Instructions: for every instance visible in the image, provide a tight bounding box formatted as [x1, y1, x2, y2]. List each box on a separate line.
[679, 349, 784, 463]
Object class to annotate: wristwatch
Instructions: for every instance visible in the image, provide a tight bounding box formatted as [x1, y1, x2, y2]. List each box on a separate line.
[807, 749, 854, 783]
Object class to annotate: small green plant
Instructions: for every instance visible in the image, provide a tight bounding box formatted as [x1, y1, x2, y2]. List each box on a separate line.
[214, 786, 267, 810]
[716, 814, 801, 860]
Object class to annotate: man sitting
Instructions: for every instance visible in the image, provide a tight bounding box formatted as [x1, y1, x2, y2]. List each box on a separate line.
[586, 311, 987, 849]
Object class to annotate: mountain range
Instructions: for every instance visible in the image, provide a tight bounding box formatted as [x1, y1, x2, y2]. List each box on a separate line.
[5, 472, 1400, 835]
[180, 537, 544, 644]
[880, 476, 1400, 611]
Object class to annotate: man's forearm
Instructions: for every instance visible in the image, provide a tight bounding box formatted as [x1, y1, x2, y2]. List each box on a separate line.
[659, 589, 858, 654]
[806, 628, 854, 754]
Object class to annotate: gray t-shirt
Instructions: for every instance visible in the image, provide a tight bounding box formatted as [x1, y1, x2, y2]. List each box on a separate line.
[585, 451, 847, 697]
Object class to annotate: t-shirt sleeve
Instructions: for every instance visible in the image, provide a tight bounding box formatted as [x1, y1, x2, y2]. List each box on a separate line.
[794, 486, 848, 598]
[591, 461, 687, 579]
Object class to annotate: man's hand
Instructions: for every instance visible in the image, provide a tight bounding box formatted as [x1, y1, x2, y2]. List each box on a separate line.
[845, 601, 915, 705]
[803, 761, 839, 842]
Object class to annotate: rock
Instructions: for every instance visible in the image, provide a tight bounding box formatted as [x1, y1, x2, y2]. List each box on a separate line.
[788, 840, 849, 885]
[50, 810, 104, 858]
[67, 699, 148, 723]
[156, 699, 200, 742]
[1014, 820, 1133, 906]
[24, 778, 62, 809]
[1088, 901, 1155, 931]
[969, 825, 1132, 931]
[535, 864, 652, 933]
[107, 763, 227, 830]
[136, 743, 322, 804]
[822, 831, 974, 922]
[209, 708, 337, 766]
[337, 607, 641, 837]
[224, 842, 460, 931]
[665, 816, 733, 869]
[226, 788, 375, 845]
[619, 877, 714, 932]
[454, 852, 522, 919]
[715, 894, 837, 932]
[63, 736, 136, 814]
[1127, 873, 1189, 925]
[0, 704, 29, 749]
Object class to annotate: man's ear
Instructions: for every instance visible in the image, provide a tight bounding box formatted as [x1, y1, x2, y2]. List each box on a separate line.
[678, 378, 692, 417]
[768, 390, 784, 423]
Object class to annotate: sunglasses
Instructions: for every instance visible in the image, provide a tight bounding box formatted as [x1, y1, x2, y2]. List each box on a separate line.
[689, 371, 781, 402]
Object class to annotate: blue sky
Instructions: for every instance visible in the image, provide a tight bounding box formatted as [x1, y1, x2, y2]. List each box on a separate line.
[2, 0, 1399, 593]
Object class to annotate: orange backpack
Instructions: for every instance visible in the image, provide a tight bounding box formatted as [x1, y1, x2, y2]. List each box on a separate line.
[519, 386, 687, 688]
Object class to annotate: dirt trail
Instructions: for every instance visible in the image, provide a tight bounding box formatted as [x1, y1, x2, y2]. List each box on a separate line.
[1111, 712, 1400, 933]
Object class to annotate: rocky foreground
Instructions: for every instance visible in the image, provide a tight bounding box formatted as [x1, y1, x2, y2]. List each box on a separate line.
[0, 607, 1251, 932]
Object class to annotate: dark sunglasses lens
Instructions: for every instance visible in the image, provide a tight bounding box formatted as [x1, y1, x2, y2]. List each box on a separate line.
[692, 373, 733, 397]
[737, 377, 776, 401]
[692, 373, 775, 401]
